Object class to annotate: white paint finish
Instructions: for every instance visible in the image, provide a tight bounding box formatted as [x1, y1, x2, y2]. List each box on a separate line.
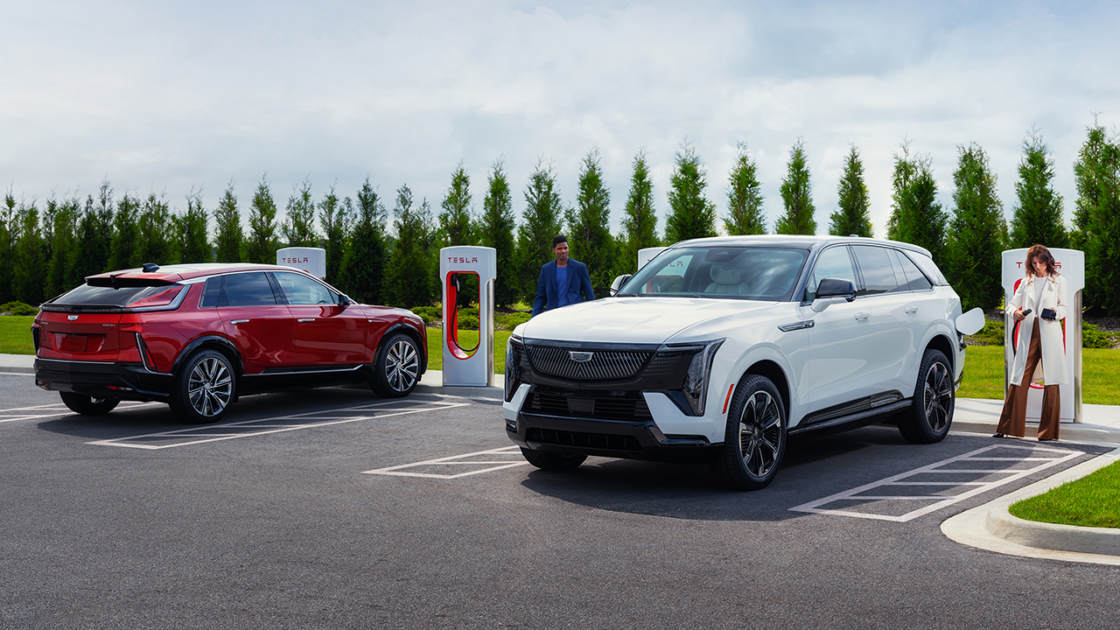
[362, 446, 528, 479]
[789, 443, 1083, 522]
[87, 400, 468, 450]
[276, 247, 326, 279]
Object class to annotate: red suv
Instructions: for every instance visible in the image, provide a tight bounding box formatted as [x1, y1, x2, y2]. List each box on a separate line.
[32, 263, 427, 423]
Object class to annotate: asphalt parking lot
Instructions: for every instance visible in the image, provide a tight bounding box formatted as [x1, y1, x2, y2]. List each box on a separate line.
[2, 373, 1117, 629]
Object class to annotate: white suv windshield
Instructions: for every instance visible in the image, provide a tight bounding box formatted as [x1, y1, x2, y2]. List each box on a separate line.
[619, 246, 808, 301]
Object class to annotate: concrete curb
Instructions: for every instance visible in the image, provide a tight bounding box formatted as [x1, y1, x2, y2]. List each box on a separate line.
[941, 446, 1120, 565]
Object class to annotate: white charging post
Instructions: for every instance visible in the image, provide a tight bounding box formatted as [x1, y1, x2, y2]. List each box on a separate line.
[440, 246, 497, 387]
[638, 247, 666, 271]
[1001, 248, 1085, 423]
[276, 247, 327, 279]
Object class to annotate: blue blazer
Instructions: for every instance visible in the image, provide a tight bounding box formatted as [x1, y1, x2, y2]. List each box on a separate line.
[532, 259, 595, 317]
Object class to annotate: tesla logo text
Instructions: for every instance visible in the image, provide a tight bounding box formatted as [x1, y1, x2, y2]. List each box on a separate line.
[447, 257, 479, 264]
[1015, 261, 1061, 269]
[569, 351, 593, 363]
[280, 257, 310, 263]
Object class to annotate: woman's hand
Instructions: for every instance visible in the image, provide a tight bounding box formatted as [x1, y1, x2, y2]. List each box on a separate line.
[1013, 308, 1025, 321]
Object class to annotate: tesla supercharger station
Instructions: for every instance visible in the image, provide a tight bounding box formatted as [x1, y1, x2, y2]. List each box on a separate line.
[277, 247, 327, 279]
[440, 246, 496, 387]
[1001, 248, 1085, 424]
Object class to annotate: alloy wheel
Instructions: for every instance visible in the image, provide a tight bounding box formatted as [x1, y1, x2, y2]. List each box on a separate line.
[187, 356, 233, 418]
[385, 339, 419, 393]
[738, 390, 783, 479]
[922, 361, 952, 433]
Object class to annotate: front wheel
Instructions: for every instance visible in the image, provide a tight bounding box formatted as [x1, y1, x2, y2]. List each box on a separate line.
[371, 333, 421, 397]
[898, 349, 954, 444]
[60, 392, 120, 416]
[170, 349, 236, 424]
[714, 375, 787, 491]
[520, 448, 587, 471]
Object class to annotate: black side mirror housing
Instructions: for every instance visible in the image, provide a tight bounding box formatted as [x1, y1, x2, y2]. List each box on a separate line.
[816, 278, 856, 301]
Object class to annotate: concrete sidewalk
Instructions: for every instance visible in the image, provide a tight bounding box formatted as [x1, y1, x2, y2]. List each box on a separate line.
[5, 352, 1118, 563]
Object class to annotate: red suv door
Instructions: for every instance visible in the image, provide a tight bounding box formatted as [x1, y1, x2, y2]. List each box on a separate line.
[201, 271, 295, 372]
[271, 271, 368, 366]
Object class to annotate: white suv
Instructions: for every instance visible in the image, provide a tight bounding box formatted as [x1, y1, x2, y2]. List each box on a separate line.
[503, 236, 981, 490]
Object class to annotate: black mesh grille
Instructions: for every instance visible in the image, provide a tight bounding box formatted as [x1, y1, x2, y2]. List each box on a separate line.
[528, 392, 652, 421]
[526, 428, 642, 451]
[526, 345, 652, 380]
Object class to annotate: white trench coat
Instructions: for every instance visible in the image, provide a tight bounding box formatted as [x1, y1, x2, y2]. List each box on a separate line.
[1006, 273, 1069, 386]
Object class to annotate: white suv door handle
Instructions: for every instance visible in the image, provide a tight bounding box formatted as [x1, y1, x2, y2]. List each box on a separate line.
[905, 306, 919, 314]
[854, 312, 870, 320]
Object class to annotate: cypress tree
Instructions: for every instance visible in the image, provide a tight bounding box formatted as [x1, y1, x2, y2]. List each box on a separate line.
[213, 180, 243, 263]
[340, 178, 387, 305]
[620, 149, 659, 273]
[67, 182, 114, 287]
[180, 190, 211, 264]
[1009, 131, 1067, 249]
[1071, 121, 1109, 252]
[109, 193, 141, 270]
[775, 138, 817, 235]
[886, 142, 947, 263]
[384, 185, 436, 308]
[944, 143, 1007, 311]
[44, 197, 78, 297]
[245, 175, 279, 264]
[724, 142, 766, 236]
[829, 145, 873, 237]
[439, 163, 474, 247]
[282, 177, 318, 247]
[136, 193, 174, 265]
[566, 148, 614, 297]
[1075, 125, 1120, 314]
[13, 200, 47, 305]
[318, 186, 350, 283]
[665, 141, 718, 244]
[477, 159, 518, 307]
[0, 190, 16, 303]
[515, 160, 565, 305]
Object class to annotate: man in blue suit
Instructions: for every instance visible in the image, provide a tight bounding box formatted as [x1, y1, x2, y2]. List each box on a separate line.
[532, 235, 595, 317]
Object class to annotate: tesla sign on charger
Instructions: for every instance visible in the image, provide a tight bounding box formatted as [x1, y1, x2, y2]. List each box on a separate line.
[440, 246, 496, 387]
[1001, 248, 1084, 423]
[277, 247, 327, 279]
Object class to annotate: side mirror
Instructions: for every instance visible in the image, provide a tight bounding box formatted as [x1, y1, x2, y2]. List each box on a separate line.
[339, 294, 352, 308]
[811, 278, 856, 313]
[610, 274, 632, 296]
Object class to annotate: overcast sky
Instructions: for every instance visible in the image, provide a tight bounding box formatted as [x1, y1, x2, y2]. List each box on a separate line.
[3, 0, 1119, 243]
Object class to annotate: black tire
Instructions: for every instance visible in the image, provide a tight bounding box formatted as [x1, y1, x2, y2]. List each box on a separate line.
[898, 349, 954, 444]
[520, 448, 587, 471]
[371, 333, 421, 398]
[170, 349, 236, 424]
[714, 374, 787, 491]
[59, 392, 120, 416]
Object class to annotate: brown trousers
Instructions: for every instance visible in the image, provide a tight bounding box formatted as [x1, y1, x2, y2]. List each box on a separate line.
[997, 319, 1060, 440]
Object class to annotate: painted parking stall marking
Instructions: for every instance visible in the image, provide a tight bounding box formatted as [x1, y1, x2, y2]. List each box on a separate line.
[0, 401, 162, 424]
[87, 398, 469, 449]
[363, 446, 528, 479]
[789, 443, 1083, 522]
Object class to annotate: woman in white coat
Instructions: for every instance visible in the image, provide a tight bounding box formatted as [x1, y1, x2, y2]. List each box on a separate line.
[995, 244, 1068, 441]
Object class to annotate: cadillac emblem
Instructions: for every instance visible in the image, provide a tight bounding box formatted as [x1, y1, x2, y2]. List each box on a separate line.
[68, 315, 79, 321]
[569, 351, 593, 363]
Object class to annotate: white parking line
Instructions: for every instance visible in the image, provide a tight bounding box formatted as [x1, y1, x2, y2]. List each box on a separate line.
[87, 400, 470, 449]
[363, 446, 528, 480]
[789, 443, 1083, 522]
[0, 401, 163, 423]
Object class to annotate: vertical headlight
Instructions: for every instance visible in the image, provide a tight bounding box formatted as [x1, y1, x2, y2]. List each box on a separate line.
[678, 339, 725, 415]
[504, 335, 523, 402]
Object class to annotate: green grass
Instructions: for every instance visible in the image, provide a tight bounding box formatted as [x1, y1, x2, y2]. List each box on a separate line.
[426, 328, 512, 373]
[0, 316, 35, 355]
[958, 344, 1120, 405]
[1009, 460, 1120, 529]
